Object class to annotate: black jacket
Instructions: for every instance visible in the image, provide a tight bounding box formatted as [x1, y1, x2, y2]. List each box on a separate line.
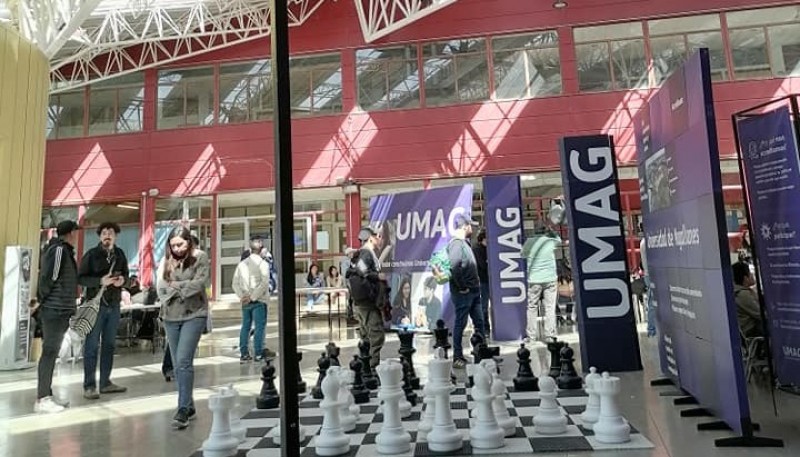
[79, 244, 130, 307]
[473, 243, 489, 283]
[448, 238, 480, 292]
[38, 238, 79, 310]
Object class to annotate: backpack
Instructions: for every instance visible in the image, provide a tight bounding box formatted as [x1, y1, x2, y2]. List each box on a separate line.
[429, 239, 459, 285]
[70, 261, 115, 340]
[347, 249, 379, 304]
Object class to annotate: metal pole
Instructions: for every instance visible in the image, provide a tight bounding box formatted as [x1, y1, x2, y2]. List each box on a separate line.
[270, 0, 300, 455]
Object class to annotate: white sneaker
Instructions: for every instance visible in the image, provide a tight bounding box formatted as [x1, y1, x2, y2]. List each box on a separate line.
[35, 396, 66, 414]
[52, 396, 70, 408]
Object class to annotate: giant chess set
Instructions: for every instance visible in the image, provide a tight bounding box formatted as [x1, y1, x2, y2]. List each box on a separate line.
[194, 322, 653, 456]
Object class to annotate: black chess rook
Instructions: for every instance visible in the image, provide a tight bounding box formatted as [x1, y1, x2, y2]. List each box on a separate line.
[513, 343, 539, 392]
[557, 345, 583, 390]
[256, 358, 280, 409]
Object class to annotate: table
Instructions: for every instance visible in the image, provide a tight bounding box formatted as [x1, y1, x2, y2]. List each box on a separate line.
[295, 287, 349, 341]
[120, 303, 161, 352]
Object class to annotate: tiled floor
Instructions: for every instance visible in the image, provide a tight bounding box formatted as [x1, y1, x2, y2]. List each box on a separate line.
[0, 313, 798, 457]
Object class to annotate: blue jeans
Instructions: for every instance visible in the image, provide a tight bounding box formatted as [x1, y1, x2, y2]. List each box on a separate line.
[83, 305, 121, 390]
[452, 288, 485, 359]
[479, 281, 491, 335]
[645, 276, 656, 336]
[240, 301, 267, 358]
[164, 317, 206, 411]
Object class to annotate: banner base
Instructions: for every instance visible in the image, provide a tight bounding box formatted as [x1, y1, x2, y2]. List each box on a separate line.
[679, 407, 713, 418]
[659, 390, 686, 397]
[650, 377, 674, 386]
[777, 384, 800, 396]
[698, 421, 760, 432]
[715, 435, 783, 448]
[673, 396, 698, 406]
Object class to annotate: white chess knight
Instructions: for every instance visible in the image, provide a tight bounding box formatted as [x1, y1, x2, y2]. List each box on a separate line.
[426, 347, 463, 453]
[480, 359, 516, 437]
[222, 384, 246, 444]
[469, 362, 505, 449]
[336, 368, 358, 433]
[316, 366, 351, 456]
[533, 376, 567, 435]
[202, 388, 240, 457]
[592, 372, 631, 444]
[580, 367, 602, 430]
[374, 359, 412, 455]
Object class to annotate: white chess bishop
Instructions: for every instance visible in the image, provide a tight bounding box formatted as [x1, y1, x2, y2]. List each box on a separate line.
[533, 376, 567, 435]
[203, 388, 239, 457]
[426, 348, 463, 453]
[374, 359, 412, 455]
[316, 366, 351, 456]
[580, 367, 601, 430]
[592, 372, 631, 444]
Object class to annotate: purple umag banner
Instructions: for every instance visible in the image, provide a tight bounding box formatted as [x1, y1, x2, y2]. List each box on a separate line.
[482, 175, 528, 342]
[368, 185, 474, 331]
[737, 106, 800, 387]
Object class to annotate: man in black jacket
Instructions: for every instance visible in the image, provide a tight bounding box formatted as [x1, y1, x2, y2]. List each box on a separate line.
[473, 228, 491, 336]
[348, 226, 385, 370]
[35, 220, 81, 414]
[78, 222, 129, 399]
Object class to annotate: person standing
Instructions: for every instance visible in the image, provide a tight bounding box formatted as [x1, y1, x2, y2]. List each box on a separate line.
[232, 237, 271, 362]
[639, 224, 656, 337]
[35, 220, 81, 414]
[473, 228, 491, 336]
[347, 226, 384, 370]
[157, 226, 210, 430]
[522, 224, 562, 342]
[78, 222, 129, 399]
[433, 215, 485, 369]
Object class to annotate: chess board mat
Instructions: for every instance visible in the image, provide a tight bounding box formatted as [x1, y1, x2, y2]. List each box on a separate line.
[190, 382, 654, 456]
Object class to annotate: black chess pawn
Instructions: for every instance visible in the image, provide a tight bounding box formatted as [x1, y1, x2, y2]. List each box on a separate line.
[350, 355, 370, 404]
[513, 343, 539, 391]
[296, 351, 307, 393]
[547, 338, 566, 378]
[557, 345, 583, 390]
[433, 319, 452, 359]
[401, 357, 418, 406]
[470, 332, 486, 364]
[325, 342, 341, 366]
[398, 330, 421, 390]
[358, 338, 379, 390]
[256, 358, 280, 409]
[311, 352, 330, 400]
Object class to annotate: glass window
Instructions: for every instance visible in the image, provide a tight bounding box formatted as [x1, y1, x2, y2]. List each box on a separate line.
[47, 90, 85, 139]
[727, 7, 800, 79]
[88, 72, 144, 135]
[356, 45, 420, 111]
[157, 67, 214, 129]
[422, 39, 490, 106]
[769, 23, 800, 77]
[41, 206, 79, 229]
[155, 197, 213, 222]
[575, 23, 647, 92]
[729, 28, 771, 79]
[647, 15, 727, 83]
[290, 54, 343, 117]
[492, 31, 561, 100]
[218, 60, 273, 124]
[727, 5, 800, 28]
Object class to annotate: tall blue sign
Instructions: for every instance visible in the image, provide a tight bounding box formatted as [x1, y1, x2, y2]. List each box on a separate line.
[635, 49, 751, 434]
[483, 175, 528, 341]
[559, 135, 642, 372]
[737, 106, 800, 387]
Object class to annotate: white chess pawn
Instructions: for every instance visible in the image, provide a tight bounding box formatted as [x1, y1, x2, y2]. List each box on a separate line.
[316, 366, 350, 456]
[203, 388, 239, 457]
[375, 359, 412, 454]
[533, 376, 567, 435]
[469, 363, 505, 449]
[427, 348, 463, 453]
[336, 368, 357, 432]
[580, 367, 601, 430]
[223, 385, 246, 444]
[267, 423, 309, 446]
[593, 372, 630, 444]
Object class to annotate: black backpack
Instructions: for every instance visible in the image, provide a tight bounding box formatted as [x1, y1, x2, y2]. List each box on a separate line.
[346, 249, 378, 304]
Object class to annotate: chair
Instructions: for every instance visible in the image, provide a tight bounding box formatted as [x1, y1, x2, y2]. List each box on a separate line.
[739, 329, 768, 382]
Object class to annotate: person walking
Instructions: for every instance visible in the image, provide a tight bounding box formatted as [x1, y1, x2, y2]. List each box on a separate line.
[639, 223, 656, 337]
[522, 224, 562, 342]
[157, 226, 210, 430]
[35, 220, 82, 414]
[433, 214, 485, 369]
[347, 226, 384, 370]
[232, 237, 271, 362]
[473, 228, 491, 336]
[78, 222, 129, 399]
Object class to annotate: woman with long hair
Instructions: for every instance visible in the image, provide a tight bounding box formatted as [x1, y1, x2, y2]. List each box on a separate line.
[157, 226, 210, 430]
[390, 274, 412, 326]
[326, 265, 346, 308]
[306, 263, 324, 311]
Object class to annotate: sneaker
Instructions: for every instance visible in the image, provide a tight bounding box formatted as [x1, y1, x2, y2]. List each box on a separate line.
[100, 383, 127, 394]
[83, 388, 100, 400]
[240, 355, 253, 363]
[453, 357, 467, 369]
[187, 407, 197, 421]
[164, 370, 174, 382]
[172, 408, 190, 430]
[35, 397, 66, 414]
[52, 396, 70, 408]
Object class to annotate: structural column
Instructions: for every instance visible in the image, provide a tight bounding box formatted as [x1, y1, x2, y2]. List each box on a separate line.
[138, 193, 157, 287]
[344, 186, 362, 248]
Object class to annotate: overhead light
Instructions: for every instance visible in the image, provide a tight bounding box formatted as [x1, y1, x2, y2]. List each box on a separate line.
[553, 0, 567, 8]
[520, 175, 537, 182]
[117, 203, 139, 210]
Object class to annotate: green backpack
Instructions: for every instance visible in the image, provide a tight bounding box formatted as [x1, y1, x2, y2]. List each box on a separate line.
[429, 239, 461, 285]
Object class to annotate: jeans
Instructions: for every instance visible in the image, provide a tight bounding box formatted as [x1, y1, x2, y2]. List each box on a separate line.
[83, 305, 121, 389]
[164, 317, 206, 410]
[240, 301, 267, 358]
[479, 281, 491, 336]
[306, 293, 323, 310]
[37, 307, 72, 399]
[162, 344, 173, 377]
[527, 282, 557, 340]
[644, 276, 657, 336]
[451, 288, 485, 360]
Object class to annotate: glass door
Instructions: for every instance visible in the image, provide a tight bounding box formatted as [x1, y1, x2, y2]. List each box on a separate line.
[218, 220, 247, 296]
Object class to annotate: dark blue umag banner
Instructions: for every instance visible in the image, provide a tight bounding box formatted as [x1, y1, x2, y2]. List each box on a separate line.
[483, 175, 528, 342]
[737, 106, 800, 387]
[634, 49, 750, 435]
[369, 185, 474, 330]
[559, 134, 642, 372]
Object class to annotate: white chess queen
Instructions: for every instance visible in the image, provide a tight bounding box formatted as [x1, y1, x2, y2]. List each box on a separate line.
[374, 360, 412, 454]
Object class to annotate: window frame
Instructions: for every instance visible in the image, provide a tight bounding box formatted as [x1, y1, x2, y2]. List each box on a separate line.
[420, 37, 491, 107]
[574, 22, 647, 93]
[156, 65, 216, 130]
[355, 44, 422, 112]
[489, 30, 562, 101]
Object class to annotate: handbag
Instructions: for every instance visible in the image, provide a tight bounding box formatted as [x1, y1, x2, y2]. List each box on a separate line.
[70, 261, 115, 340]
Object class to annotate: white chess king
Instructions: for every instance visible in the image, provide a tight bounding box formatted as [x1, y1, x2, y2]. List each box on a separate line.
[426, 347, 463, 453]
[375, 359, 412, 455]
[592, 372, 631, 444]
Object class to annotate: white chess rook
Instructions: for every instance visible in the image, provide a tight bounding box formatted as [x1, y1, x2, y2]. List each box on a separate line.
[480, 360, 516, 438]
[375, 359, 412, 455]
[592, 372, 631, 444]
[202, 389, 239, 457]
[316, 366, 351, 456]
[223, 385, 246, 444]
[426, 347, 463, 453]
[337, 369, 358, 433]
[580, 367, 601, 431]
[533, 376, 567, 435]
[469, 363, 505, 449]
